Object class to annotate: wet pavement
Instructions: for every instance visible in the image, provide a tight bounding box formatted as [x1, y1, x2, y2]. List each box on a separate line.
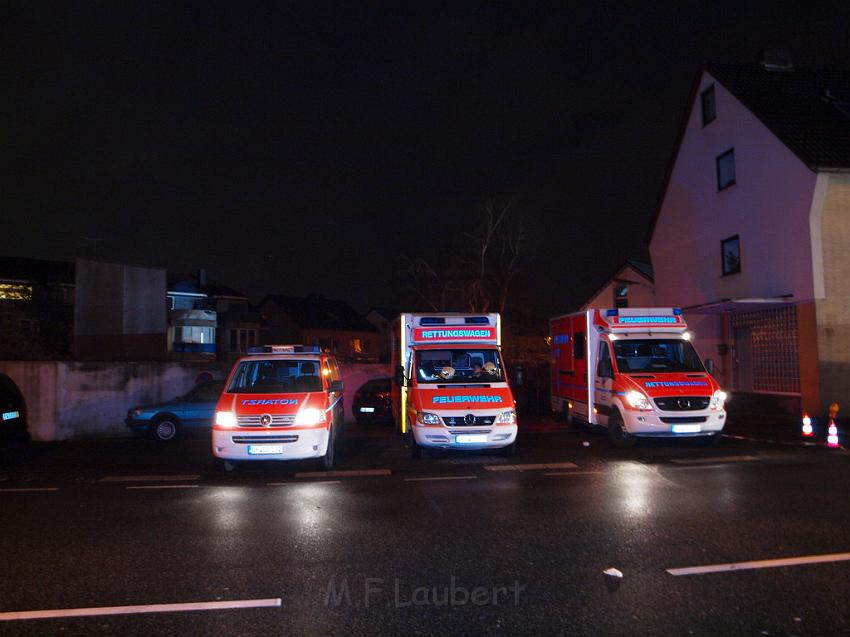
[1, 421, 849, 635]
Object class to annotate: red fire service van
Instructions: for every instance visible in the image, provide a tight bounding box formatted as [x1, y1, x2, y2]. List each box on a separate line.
[549, 308, 727, 447]
[212, 345, 344, 470]
[391, 313, 518, 457]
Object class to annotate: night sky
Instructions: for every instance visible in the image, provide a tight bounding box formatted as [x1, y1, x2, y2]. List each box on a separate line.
[4, 2, 850, 318]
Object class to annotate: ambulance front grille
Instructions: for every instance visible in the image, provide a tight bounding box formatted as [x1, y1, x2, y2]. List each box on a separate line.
[448, 429, 491, 435]
[237, 414, 296, 427]
[442, 415, 496, 426]
[232, 435, 299, 444]
[653, 397, 710, 411]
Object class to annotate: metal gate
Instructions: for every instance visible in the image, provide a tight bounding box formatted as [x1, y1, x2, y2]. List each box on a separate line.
[731, 306, 799, 394]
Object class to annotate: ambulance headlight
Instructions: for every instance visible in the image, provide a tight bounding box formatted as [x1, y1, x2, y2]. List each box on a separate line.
[496, 409, 517, 424]
[295, 408, 326, 426]
[416, 412, 441, 425]
[625, 391, 651, 410]
[215, 411, 237, 427]
[710, 390, 727, 409]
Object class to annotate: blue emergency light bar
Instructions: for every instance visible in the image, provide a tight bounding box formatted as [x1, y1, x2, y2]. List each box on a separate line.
[605, 308, 682, 317]
[419, 316, 492, 325]
[247, 345, 321, 355]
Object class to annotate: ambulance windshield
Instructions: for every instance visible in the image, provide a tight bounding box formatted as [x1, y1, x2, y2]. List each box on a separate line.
[613, 339, 705, 373]
[228, 359, 323, 393]
[415, 349, 504, 384]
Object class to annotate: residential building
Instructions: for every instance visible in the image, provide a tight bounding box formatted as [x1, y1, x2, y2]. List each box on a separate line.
[649, 61, 850, 415]
[259, 295, 379, 361]
[581, 260, 654, 310]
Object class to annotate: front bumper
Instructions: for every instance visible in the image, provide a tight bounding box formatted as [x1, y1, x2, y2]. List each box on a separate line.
[412, 424, 517, 450]
[125, 417, 150, 432]
[212, 427, 330, 460]
[622, 409, 726, 436]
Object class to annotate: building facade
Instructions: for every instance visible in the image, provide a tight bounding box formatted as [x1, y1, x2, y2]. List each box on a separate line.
[649, 62, 850, 415]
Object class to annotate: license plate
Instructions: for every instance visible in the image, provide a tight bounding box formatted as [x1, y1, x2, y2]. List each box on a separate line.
[671, 424, 702, 434]
[359, 407, 375, 413]
[2, 411, 19, 421]
[247, 445, 284, 455]
[456, 434, 488, 444]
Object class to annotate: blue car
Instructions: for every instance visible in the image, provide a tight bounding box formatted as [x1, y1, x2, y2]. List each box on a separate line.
[125, 380, 224, 441]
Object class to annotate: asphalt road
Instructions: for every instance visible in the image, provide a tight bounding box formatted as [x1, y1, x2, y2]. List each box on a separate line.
[1, 423, 849, 636]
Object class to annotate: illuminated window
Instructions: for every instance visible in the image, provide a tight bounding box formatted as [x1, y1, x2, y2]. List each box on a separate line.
[0, 283, 33, 301]
[351, 338, 363, 354]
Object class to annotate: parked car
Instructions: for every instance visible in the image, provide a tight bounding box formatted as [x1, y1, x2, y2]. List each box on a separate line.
[126, 380, 224, 441]
[0, 373, 29, 447]
[352, 378, 393, 425]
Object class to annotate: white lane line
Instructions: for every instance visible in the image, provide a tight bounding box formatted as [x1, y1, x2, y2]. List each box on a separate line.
[544, 471, 605, 477]
[267, 480, 341, 486]
[669, 455, 759, 465]
[0, 487, 59, 493]
[126, 485, 199, 491]
[99, 475, 200, 483]
[667, 552, 850, 576]
[404, 475, 478, 482]
[0, 597, 282, 621]
[294, 469, 392, 478]
[484, 462, 578, 472]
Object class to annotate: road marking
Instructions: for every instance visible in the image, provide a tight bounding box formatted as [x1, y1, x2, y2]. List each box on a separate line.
[0, 597, 282, 621]
[126, 485, 199, 490]
[267, 480, 341, 486]
[669, 455, 759, 465]
[667, 552, 850, 576]
[0, 487, 59, 493]
[99, 475, 200, 483]
[484, 462, 578, 472]
[404, 475, 478, 482]
[294, 469, 391, 478]
[544, 471, 605, 477]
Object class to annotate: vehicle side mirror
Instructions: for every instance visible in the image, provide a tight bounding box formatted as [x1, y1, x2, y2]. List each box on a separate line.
[704, 358, 715, 376]
[329, 380, 343, 393]
[394, 366, 405, 387]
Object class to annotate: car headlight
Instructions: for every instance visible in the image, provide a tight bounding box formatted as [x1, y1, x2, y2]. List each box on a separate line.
[625, 391, 651, 410]
[710, 390, 728, 409]
[496, 409, 517, 424]
[215, 411, 237, 427]
[416, 411, 441, 425]
[295, 407, 326, 426]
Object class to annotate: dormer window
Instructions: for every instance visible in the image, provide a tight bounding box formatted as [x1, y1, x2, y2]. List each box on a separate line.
[701, 85, 716, 126]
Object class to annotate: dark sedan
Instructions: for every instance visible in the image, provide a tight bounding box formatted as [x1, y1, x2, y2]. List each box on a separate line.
[352, 377, 393, 425]
[126, 380, 224, 441]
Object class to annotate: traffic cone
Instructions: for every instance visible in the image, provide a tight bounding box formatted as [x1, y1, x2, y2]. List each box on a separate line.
[828, 402, 840, 448]
[802, 413, 813, 437]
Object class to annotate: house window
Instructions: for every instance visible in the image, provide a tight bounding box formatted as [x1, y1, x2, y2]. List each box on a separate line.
[0, 283, 33, 301]
[716, 148, 736, 190]
[614, 284, 628, 308]
[701, 85, 716, 125]
[350, 338, 363, 354]
[721, 235, 741, 276]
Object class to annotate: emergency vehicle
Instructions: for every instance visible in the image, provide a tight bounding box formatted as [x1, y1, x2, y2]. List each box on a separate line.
[211, 345, 344, 469]
[549, 308, 727, 447]
[391, 313, 518, 456]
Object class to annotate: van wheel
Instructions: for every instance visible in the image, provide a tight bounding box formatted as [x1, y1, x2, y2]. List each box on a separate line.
[607, 411, 636, 448]
[322, 426, 336, 469]
[151, 417, 179, 442]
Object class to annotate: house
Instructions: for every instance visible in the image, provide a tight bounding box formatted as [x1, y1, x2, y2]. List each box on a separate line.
[581, 260, 654, 310]
[649, 59, 850, 416]
[259, 295, 380, 362]
[0, 256, 75, 359]
[365, 307, 397, 363]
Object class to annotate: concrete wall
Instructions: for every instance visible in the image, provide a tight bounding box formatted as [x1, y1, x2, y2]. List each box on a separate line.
[816, 174, 850, 413]
[0, 361, 223, 440]
[0, 360, 391, 440]
[650, 70, 818, 308]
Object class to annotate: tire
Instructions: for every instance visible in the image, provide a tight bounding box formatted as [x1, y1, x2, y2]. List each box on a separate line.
[322, 425, 335, 469]
[607, 411, 636, 448]
[151, 417, 179, 442]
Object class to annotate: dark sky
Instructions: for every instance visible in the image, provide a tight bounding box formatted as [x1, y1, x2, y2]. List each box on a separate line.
[4, 2, 850, 317]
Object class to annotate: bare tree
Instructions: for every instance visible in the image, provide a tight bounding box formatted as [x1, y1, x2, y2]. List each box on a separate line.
[398, 196, 524, 313]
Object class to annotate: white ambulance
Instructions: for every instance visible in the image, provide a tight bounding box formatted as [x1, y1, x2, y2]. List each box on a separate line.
[391, 313, 518, 456]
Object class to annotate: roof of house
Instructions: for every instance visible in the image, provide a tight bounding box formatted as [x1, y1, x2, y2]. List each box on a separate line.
[261, 295, 377, 332]
[167, 272, 248, 300]
[366, 306, 398, 321]
[580, 259, 654, 311]
[0, 255, 75, 285]
[706, 63, 850, 170]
